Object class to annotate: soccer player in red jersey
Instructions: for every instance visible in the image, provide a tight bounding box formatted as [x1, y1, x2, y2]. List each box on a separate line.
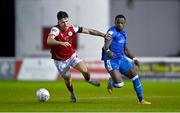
[47, 11, 109, 102]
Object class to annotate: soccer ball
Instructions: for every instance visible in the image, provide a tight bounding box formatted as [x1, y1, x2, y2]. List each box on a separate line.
[36, 88, 50, 102]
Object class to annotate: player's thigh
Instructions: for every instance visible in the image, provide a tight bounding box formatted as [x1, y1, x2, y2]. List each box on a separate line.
[73, 61, 88, 73]
[119, 58, 136, 79]
[126, 67, 137, 78]
[104, 59, 123, 83]
[109, 70, 123, 83]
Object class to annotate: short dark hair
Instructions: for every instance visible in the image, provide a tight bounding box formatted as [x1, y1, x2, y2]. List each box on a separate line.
[57, 11, 69, 20]
[115, 14, 126, 21]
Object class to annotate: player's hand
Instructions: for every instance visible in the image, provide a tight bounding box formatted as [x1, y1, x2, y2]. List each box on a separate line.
[107, 50, 114, 58]
[133, 58, 140, 67]
[61, 42, 71, 47]
[103, 33, 111, 40]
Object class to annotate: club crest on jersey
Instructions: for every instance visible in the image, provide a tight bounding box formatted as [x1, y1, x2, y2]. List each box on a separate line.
[68, 31, 73, 36]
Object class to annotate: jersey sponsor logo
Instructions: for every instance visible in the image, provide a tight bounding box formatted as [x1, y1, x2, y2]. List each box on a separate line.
[118, 39, 125, 43]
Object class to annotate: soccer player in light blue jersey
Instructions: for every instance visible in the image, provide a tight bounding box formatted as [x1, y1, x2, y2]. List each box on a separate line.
[101, 14, 151, 104]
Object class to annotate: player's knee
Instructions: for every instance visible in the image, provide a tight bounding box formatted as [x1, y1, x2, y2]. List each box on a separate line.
[77, 66, 91, 81]
[113, 82, 124, 88]
[81, 67, 89, 74]
[81, 70, 89, 75]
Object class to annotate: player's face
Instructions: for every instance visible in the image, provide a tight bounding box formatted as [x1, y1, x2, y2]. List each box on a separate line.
[115, 18, 126, 30]
[58, 17, 70, 31]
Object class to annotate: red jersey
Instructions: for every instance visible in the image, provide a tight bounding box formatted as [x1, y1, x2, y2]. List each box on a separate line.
[49, 25, 80, 60]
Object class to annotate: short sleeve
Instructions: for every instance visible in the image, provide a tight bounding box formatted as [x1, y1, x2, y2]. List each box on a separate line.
[49, 27, 60, 37]
[108, 31, 113, 35]
[108, 30, 113, 40]
[72, 25, 80, 33]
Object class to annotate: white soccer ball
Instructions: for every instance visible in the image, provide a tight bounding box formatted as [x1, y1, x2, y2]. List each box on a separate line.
[36, 88, 50, 102]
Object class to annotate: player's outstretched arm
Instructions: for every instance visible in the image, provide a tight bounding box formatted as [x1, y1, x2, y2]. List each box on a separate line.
[81, 28, 110, 40]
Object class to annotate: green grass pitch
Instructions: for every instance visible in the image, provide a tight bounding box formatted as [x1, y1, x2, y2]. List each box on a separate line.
[0, 80, 180, 112]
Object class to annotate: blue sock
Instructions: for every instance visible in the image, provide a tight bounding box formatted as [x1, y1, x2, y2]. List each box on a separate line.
[132, 75, 143, 102]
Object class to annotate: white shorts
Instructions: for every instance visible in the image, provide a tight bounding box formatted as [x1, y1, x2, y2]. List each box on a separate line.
[54, 53, 82, 78]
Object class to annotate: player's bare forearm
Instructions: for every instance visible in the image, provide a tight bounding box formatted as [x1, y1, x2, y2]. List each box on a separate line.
[124, 46, 140, 66]
[89, 29, 105, 37]
[82, 28, 105, 37]
[81, 28, 110, 40]
[103, 39, 114, 58]
[124, 46, 134, 59]
[104, 39, 112, 50]
[47, 36, 71, 47]
[47, 36, 61, 45]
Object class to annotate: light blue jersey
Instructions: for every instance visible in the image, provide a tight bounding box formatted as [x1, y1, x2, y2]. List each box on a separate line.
[101, 17, 146, 103]
[101, 26, 133, 73]
[102, 26, 127, 60]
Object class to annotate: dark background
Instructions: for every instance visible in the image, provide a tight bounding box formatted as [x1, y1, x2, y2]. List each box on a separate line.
[0, 0, 15, 57]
